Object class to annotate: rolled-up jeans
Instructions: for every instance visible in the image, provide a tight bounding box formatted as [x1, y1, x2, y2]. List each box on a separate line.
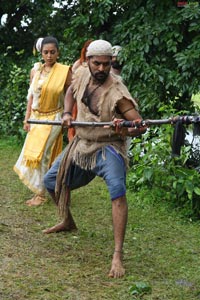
[44, 145, 126, 201]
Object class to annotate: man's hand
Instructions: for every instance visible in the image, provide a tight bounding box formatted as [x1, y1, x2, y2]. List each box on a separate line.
[112, 118, 147, 137]
[112, 118, 128, 136]
[61, 112, 73, 127]
[127, 119, 147, 137]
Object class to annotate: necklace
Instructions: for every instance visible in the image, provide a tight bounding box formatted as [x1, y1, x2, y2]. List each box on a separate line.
[87, 83, 101, 98]
[43, 65, 51, 73]
[82, 83, 102, 115]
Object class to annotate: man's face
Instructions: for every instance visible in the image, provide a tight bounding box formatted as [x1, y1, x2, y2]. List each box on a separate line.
[87, 55, 112, 83]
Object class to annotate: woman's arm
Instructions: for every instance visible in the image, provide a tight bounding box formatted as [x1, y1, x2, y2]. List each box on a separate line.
[23, 94, 33, 132]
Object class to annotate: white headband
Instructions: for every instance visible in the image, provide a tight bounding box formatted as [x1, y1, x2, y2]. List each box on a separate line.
[35, 37, 44, 52]
[112, 45, 122, 57]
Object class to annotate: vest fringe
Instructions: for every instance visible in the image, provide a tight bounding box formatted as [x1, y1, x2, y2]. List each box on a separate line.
[72, 151, 97, 170]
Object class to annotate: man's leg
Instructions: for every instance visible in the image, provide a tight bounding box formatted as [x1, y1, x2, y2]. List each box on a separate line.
[43, 160, 95, 234]
[94, 146, 127, 278]
[43, 152, 76, 233]
[109, 195, 127, 278]
[43, 208, 77, 233]
[42, 188, 77, 234]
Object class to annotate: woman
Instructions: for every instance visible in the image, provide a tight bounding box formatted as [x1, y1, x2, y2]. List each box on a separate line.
[71, 39, 93, 73]
[14, 36, 72, 206]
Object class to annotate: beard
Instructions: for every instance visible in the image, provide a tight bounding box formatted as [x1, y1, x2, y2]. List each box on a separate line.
[89, 65, 109, 84]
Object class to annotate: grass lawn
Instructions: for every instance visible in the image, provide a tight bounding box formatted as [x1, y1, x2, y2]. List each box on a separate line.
[1, 137, 200, 299]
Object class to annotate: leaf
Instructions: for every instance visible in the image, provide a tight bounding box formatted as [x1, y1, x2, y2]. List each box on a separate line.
[143, 168, 153, 181]
[153, 37, 159, 45]
[129, 281, 152, 296]
[194, 187, 200, 196]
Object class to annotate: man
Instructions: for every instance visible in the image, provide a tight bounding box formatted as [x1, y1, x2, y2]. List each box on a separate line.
[111, 45, 123, 76]
[43, 40, 146, 278]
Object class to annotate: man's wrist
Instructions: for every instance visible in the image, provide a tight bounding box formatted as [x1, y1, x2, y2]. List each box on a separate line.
[62, 111, 72, 117]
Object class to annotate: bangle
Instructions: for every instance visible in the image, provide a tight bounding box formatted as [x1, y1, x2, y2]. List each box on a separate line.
[23, 120, 28, 124]
[62, 111, 72, 117]
[114, 249, 123, 253]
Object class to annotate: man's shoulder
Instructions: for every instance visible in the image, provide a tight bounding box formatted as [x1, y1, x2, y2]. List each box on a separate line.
[110, 73, 127, 88]
[73, 64, 89, 80]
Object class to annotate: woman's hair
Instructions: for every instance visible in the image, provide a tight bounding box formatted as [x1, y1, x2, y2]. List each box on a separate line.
[33, 36, 59, 55]
[41, 36, 59, 51]
[80, 39, 93, 63]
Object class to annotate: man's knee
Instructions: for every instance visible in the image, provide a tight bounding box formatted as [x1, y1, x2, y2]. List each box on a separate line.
[112, 193, 126, 202]
[44, 152, 63, 191]
[43, 170, 55, 192]
[108, 179, 126, 201]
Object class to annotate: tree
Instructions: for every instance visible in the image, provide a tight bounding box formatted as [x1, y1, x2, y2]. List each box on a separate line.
[111, 1, 200, 117]
[1, 0, 200, 137]
[0, 0, 72, 58]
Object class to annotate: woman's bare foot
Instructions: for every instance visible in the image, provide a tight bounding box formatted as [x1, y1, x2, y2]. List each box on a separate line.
[26, 195, 46, 206]
[108, 251, 125, 278]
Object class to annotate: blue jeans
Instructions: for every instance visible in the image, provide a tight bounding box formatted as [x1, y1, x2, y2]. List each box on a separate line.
[44, 145, 126, 200]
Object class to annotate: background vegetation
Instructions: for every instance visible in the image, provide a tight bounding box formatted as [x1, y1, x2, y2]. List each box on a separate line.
[1, 0, 200, 135]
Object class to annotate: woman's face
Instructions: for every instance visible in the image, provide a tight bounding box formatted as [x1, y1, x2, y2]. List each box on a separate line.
[41, 43, 59, 66]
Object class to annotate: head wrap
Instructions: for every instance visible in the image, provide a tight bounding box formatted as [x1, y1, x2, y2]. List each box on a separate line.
[86, 40, 113, 57]
[35, 37, 44, 52]
[112, 45, 122, 57]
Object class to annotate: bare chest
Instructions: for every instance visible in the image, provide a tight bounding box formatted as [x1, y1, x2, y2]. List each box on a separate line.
[83, 83, 103, 115]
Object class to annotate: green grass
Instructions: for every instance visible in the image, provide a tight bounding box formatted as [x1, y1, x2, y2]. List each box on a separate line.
[1, 137, 200, 299]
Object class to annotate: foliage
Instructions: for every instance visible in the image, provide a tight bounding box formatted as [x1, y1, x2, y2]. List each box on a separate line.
[129, 281, 152, 298]
[0, 1, 200, 136]
[0, 50, 33, 139]
[0, 0, 72, 58]
[127, 110, 200, 218]
[112, 1, 200, 118]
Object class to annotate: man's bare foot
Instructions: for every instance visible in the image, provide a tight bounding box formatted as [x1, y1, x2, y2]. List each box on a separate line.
[43, 221, 70, 234]
[108, 251, 125, 278]
[43, 215, 77, 234]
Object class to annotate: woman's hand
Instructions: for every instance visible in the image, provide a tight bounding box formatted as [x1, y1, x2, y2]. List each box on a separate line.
[23, 122, 30, 132]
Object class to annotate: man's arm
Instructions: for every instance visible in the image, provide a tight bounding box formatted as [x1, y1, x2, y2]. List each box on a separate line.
[117, 98, 147, 136]
[64, 68, 72, 92]
[62, 85, 76, 126]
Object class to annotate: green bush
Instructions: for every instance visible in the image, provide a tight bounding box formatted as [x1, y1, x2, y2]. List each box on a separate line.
[0, 63, 29, 138]
[0, 48, 35, 139]
[127, 116, 200, 219]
